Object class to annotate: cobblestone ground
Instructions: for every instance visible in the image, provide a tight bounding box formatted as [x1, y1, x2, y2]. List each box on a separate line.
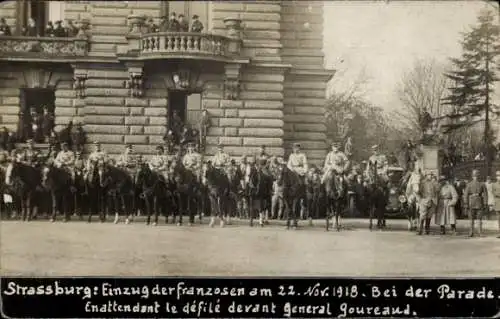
[1, 218, 499, 277]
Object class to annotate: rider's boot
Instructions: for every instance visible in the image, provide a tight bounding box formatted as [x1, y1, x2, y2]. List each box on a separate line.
[417, 219, 424, 235]
[425, 218, 431, 235]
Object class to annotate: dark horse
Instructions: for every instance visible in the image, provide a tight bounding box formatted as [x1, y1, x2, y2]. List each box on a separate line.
[224, 163, 243, 222]
[273, 164, 306, 229]
[99, 164, 135, 224]
[365, 161, 388, 230]
[136, 163, 169, 225]
[85, 161, 105, 222]
[41, 164, 74, 222]
[204, 162, 230, 227]
[5, 161, 42, 221]
[323, 171, 349, 231]
[170, 161, 201, 226]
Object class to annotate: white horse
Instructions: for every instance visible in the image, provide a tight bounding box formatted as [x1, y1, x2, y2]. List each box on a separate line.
[405, 166, 423, 231]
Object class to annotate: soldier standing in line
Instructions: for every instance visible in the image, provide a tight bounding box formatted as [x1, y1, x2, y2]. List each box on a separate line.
[55, 142, 76, 180]
[190, 14, 204, 33]
[463, 169, 488, 237]
[418, 172, 440, 235]
[178, 14, 189, 32]
[435, 175, 459, 235]
[213, 143, 230, 169]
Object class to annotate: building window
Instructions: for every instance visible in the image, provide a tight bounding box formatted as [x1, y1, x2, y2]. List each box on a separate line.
[16, 0, 47, 36]
[47, 1, 65, 25]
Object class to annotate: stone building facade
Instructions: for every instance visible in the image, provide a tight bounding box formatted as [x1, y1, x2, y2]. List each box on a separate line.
[0, 1, 333, 165]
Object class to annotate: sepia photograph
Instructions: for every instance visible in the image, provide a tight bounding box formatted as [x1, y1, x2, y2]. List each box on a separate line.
[0, 0, 499, 280]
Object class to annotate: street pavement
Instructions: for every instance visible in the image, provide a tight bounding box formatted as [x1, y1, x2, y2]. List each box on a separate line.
[1, 219, 499, 277]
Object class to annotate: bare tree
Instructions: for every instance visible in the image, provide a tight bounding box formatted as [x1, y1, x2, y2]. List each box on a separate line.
[394, 59, 451, 140]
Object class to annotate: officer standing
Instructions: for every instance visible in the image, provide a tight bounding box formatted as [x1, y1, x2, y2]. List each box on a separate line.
[213, 143, 230, 169]
[287, 143, 308, 177]
[418, 171, 440, 235]
[182, 142, 202, 178]
[463, 169, 488, 237]
[322, 142, 349, 183]
[55, 142, 76, 179]
[190, 14, 204, 33]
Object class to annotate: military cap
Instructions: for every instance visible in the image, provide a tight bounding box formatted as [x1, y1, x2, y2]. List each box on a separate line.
[148, 17, 154, 22]
[125, 143, 132, 148]
[156, 145, 164, 151]
[179, 14, 185, 18]
[61, 141, 68, 146]
[192, 14, 199, 19]
[230, 159, 236, 165]
[26, 139, 34, 143]
[331, 142, 340, 147]
[371, 144, 379, 150]
[93, 141, 100, 145]
[439, 175, 447, 182]
[292, 142, 301, 148]
[187, 142, 195, 147]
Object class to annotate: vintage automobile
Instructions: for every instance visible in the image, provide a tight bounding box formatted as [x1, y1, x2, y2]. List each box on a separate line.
[385, 166, 408, 218]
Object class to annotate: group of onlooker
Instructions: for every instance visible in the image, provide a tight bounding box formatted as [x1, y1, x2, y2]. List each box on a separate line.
[0, 17, 79, 37]
[145, 12, 204, 33]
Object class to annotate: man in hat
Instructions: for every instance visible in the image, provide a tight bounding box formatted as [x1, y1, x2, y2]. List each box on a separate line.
[55, 142, 76, 179]
[167, 12, 180, 32]
[417, 171, 439, 235]
[366, 144, 388, 181]
[322, 142, 349, 184]
[159, 16, 168, 32]
[117, 144, 138, 177]
[435, 175, 459, 235]
[178, 14, 189, 32]
[491, 171, 500, 238]
[287, 143, 308, 177]
[463, 169, 488, 237]
[86, 141, 107, 172]
[182, 142, 202, 178]
[213, 143, 230, 169]
[190, 14, 204, 33]
[20, 139, 39, 166]
[0, 17, 12, 36]
[65, 19, 78, 37]
[146, 17, 159, 33]
[149, 145, 168, 178]
[53, 20, 66, 37]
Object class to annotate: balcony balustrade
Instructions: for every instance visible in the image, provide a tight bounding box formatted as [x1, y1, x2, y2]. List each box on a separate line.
[0, 36, 89, 59]
[140, 32, 230, 60]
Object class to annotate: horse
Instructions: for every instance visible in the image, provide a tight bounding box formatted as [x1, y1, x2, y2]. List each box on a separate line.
[99, 164, 135, 224]
[323, 170, 349, 231]
[204, 162, 230, 227]
[224, 163, 243, 223]
[72, 165, 87, 219]
[4, 161, 42, 221]
[305, 171, 324, 222]
[364, 162, 387, 230]
[85, 161, 105, 222]
[170, 161, 201, 226]
[273, 165, 306, 229]
[256, 164, 274, 225]
[404, 167, 423, 231]
[136, 163, 169, 225]
[41, 164, 74, 222]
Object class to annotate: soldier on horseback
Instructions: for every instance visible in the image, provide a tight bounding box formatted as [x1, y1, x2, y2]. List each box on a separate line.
[54, 142, 75, 180]
[321, 142, 349, 184]
[366, 145, 389, 182]
[117, 144, 138, 177]
[20, 139, 39, 166]
[213, 143, 230, 169]
[287, 143, 308, 218]
[182, 142, 202, 178]
[149, 145, 169, 179]
[86, 141, 107, 173]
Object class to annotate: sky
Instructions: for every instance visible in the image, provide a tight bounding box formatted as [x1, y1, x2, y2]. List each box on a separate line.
[323, 0, 500, 117]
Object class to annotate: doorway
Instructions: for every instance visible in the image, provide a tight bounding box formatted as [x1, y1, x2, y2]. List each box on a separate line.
[19, 88, 55, 142]
[167, 90, 202, 128]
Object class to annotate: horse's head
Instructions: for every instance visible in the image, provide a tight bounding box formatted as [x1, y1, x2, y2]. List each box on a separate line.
[136, 162, 151, 185]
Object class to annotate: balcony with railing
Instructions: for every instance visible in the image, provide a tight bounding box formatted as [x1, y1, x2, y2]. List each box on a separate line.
[0, 20, 90, 61]
[120, 15, 243, 62]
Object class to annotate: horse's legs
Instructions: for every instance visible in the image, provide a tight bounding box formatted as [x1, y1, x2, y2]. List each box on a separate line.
[112, 195, 119, 224]
[248, 197, 254, 227]
[153, 196, 159, 226]
[50, 192, 57, 222]
[144, 195, 151, 225]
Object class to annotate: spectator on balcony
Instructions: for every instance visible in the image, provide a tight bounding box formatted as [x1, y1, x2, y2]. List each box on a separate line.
[191, 15, 204, 33]
[178, 14, 189, 32]
[65, 20, 78, 37]
[167, 12, 180, 32]
[0, 18, 12, 36]
[23, 18, 38, 37]
[146, 18, 159, 33]
[159, 16, 168, 32]
[45, 21, 55, 37]
[53, 20, 66, 37]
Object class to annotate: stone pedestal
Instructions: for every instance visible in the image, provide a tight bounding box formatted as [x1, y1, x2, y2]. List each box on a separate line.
[417, 144, 441, 176]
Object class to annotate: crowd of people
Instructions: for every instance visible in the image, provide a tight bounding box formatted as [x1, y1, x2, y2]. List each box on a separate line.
[144, 12, 204, 33]
[0, 17, 79, 37]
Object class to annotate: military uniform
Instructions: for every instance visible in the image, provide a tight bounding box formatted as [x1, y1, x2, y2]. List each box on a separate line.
[190, 19, 204, 33]
[213, 150, 230, 169]
[55, 148, 76, 179]
[149, 152, 169, 180]
[21, 147, 39, 166]
[322, 150, 349, 183]
[182, 150, 202, 177]
[418, 177, 439, 234]
[367, 153, 389, 180]
[87, 149, 107, 171]
[287, 151, 308, 177]
[435, 180, 458, 232]
[463, 176, 487, 236]
[117, 151, 139, 177]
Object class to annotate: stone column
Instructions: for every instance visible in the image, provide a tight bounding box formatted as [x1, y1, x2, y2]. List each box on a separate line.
[223, 63, 242, 100]
[223, 17, 243, 55]
[126, 15, 146, 54]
